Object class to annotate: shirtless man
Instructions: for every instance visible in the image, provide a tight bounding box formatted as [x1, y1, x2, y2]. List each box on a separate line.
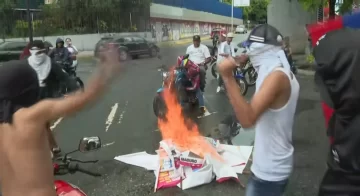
[0, 45, 120, 196]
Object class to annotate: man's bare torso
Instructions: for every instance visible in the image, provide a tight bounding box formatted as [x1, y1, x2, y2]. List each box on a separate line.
[0, 109, 56, 196]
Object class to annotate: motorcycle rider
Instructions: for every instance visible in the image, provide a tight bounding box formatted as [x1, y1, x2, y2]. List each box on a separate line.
[186, 35, 211, 92]
[0, 44, 121, 196]
[49, 38, 72, 66]
[65, 37, 78, 68]
[28, 40, 78, 155]
[179, 56, 205, 115]
[216, 33, 236, 93]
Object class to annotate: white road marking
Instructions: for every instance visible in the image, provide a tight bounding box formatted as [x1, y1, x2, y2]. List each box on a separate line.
[105, 103, 118, 132]
[102, 141, 115, 147]
[154, 128, 160, 132]
[50, 117, 63, 131]
[118, 101, 128, 124]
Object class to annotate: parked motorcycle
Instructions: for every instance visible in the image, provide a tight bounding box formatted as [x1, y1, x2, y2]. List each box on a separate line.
[52, 60, 85, 97]
[153, 55, 200, 119]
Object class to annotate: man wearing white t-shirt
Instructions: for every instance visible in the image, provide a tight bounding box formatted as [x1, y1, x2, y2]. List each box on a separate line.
[186, 35, 211, 92]
[216, 33, 236, 93]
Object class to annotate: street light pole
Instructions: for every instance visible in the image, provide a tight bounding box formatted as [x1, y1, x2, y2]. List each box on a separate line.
[26, 0, 33, 43]
[231, 0, 234, 32]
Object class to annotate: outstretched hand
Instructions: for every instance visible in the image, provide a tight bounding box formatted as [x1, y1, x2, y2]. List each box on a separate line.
[97, 43, 122, 81]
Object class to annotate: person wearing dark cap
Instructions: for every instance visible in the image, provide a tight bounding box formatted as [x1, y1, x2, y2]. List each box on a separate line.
[186, 35, 211, 114]
[186, 35, 211, 90]
[218, 24, 300, 196]
[28, 40, 80, 155]
[0, 45, 121, 196]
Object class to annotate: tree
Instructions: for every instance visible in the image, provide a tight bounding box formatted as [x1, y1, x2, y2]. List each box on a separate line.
[0, 0, 15, 40]
[299, 0, 356, 18]
[222, 0, 269, 23]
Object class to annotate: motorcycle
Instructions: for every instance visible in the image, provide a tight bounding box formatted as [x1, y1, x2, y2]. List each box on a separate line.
[153, 55, 200, 119]
[208, 115, 241, 145]
[210, 48, 239, 79]
[54, 136, 102, 195]
[52, 60, 85, 97]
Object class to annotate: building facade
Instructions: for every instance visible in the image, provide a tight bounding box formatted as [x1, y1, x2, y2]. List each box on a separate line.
[150, 0, 243, 41]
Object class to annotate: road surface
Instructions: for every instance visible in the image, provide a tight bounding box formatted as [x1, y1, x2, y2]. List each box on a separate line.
[53, 34, 328, 196]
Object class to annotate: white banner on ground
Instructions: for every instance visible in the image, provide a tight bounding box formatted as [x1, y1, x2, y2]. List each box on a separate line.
[234, 0, 250, 7]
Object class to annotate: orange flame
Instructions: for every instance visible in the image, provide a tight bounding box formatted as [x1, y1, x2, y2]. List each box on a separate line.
[157, 74, 221, 160]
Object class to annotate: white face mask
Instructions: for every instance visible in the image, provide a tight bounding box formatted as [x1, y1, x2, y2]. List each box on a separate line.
[29, 49, 47, 65]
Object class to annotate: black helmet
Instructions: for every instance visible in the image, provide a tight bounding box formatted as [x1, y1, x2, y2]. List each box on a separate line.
[247, 24, 283, 46]
[193, 35, 201, 41]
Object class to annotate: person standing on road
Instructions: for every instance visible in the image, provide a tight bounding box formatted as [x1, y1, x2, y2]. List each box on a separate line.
[216, 33, 236, 93]
[218, 24, 300, 196]
[65, 38, 78, 68]
[0, 44, 121, 196]
[186, 35, 211, 92]
[306, 11, 360, 196]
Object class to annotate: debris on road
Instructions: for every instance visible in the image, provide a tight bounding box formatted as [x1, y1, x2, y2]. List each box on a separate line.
[114, 138, 252, 191]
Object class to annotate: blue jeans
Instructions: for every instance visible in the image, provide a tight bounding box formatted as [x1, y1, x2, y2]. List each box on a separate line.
[196, 89, 205, 107]
[245, 174, 288, 196]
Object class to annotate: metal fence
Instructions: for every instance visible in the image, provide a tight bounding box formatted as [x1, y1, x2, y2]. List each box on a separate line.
[0, 4, 150, 39]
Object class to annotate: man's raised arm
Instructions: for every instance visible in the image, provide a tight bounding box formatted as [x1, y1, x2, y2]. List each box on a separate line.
[26, 45, 121, 123]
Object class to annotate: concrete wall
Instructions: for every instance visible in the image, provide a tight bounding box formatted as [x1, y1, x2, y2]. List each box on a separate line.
[267, 0, 317, 53]
[150, 4, 243, 25]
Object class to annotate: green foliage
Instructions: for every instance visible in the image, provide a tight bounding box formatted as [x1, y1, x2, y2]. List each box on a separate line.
[222, 0, 269, 23]
[299, 0, 355, 15]
[306, 54, 315, 64]
[0, 0, 152, 38]
[298, 0, 326, 11]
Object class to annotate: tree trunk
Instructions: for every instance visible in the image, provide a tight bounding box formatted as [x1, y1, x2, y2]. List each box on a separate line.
[329, 0, 336, 19]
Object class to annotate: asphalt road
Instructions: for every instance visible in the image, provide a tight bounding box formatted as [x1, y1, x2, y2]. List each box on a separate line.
[53, 34, 328, 196]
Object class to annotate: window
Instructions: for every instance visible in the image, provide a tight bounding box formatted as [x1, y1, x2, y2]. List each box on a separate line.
[4, 42, 27, 51]
[132, 37, 145, 42]
[116, 38, 125, 43]
[124, 37, 132, 42]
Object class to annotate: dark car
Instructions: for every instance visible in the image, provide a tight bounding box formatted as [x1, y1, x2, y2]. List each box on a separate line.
[0, 41, 28, 62]
[94, 36, 159, 61]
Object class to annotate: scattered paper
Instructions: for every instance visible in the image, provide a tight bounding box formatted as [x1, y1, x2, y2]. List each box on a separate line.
[114, 151, 158, 170]
[114, 138, 253, 191]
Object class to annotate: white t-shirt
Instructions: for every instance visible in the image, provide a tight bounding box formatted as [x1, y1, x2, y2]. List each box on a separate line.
[186, 44, 211, 65]
[251, 67, 300, 181]
[66, 45, 78, 54]
[217, 41, 236, 64]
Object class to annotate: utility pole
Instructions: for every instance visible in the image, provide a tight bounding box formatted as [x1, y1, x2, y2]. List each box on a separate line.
[26, 0, 33, 43]
[231, 0, 234, 32]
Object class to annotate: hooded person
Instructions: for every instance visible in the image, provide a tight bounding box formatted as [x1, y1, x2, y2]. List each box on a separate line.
[49, 38, 72, 65]
[217, 24, 300, 196]
[307, 11, 360, 196]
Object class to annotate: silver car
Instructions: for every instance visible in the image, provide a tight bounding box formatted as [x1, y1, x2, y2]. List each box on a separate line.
[235, 25, 247, 34]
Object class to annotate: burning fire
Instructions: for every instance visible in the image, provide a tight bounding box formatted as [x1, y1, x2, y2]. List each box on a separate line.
[157, 80, 221, 160]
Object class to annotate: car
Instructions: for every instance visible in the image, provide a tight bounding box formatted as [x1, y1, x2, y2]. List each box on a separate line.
[235, 25, 247, 34]
[210, 27, 227, 39]
[94, 36, 160, 61]
[0, 41, 28, 62]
